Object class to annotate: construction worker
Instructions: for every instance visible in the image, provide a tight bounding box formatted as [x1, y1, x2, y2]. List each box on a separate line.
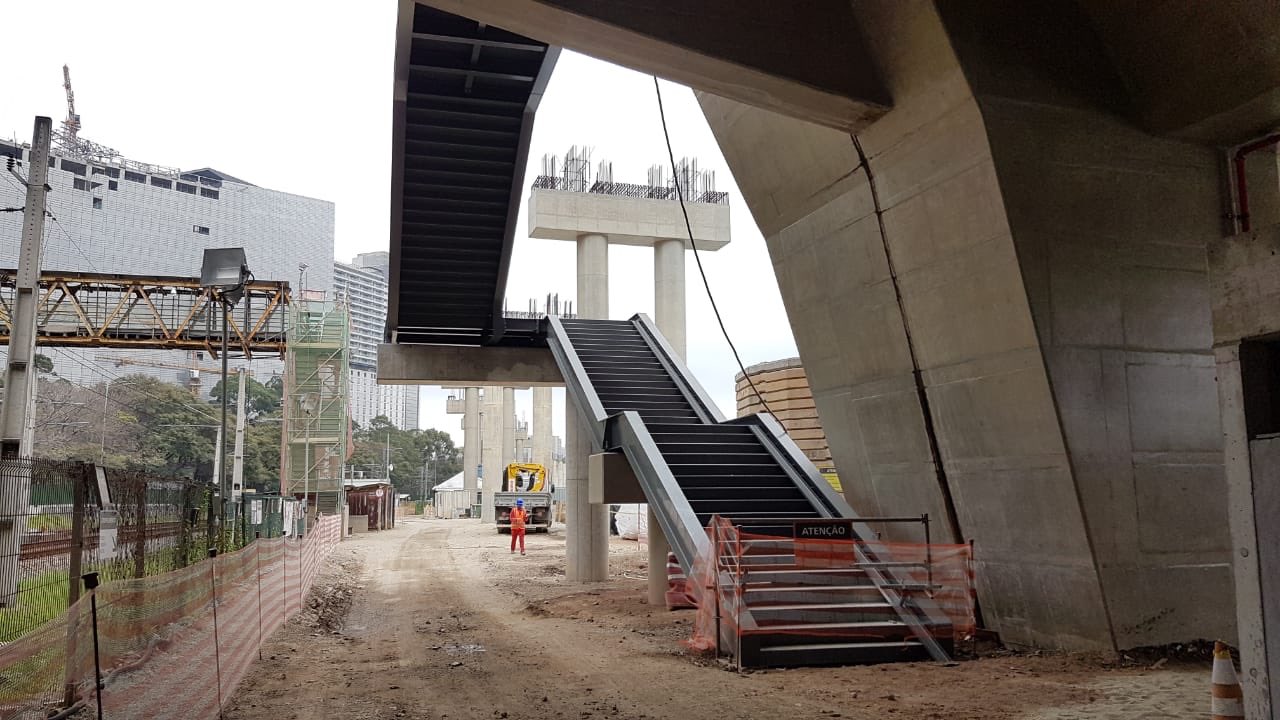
[509, 498, 527, 555]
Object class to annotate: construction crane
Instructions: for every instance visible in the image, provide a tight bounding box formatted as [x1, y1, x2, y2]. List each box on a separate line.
[96, 353, 223, 397]
[61, 64, 81, 143]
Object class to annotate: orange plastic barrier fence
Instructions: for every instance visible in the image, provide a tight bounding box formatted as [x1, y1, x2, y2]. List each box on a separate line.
[0, 515, 341, 720]
[685, 516, 975, 654]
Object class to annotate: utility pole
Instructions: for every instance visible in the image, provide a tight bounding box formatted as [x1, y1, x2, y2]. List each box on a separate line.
[0, 117, 52, 606]
[231, 368, 248, 529]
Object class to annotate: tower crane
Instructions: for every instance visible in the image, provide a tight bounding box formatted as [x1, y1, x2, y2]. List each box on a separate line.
[95, 353, 224, 397]
[61, 65, 81, 142]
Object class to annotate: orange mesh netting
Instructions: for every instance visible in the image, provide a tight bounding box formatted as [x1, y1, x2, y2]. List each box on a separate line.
[685, 516, 975, 655]
[0, 515, 341, 719]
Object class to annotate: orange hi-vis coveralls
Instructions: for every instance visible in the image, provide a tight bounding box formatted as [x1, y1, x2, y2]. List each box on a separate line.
[509, 507, 527, 554]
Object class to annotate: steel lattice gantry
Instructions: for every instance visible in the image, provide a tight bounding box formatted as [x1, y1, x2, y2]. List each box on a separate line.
[0, 270, 291, 357]
[388, 2, 559, 347]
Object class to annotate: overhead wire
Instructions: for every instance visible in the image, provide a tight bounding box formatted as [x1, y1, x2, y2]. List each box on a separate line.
[53, 351, 221, 424]
[651, 77, 774, 417]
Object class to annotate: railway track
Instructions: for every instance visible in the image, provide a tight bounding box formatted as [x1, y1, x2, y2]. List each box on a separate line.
[18, 522, 185, 562]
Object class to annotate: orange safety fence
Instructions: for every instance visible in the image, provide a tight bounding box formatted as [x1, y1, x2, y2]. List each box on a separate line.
[686, 516, 975, 655]
[0, 514, 341, 720]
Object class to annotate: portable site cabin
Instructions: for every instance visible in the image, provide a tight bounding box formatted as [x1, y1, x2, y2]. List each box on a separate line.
[432, 472, 479, 519]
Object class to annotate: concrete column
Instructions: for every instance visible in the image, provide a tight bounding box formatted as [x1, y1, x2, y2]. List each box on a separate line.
[480, 386, 504, 522]
[462, 387, 480, 511]
[649, 237, 685, 603]
[653, 237, 687, 357]
[532, 386, 553, 479]
[501, 387, 516, 470]
[568, 233, 610, 582]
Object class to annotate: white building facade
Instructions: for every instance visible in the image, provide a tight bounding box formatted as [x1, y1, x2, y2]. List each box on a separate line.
[334, 252, 418, 430]
[0, 139, 335, 392]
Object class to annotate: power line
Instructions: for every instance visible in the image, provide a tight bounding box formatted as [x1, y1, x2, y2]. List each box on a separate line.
[44, 204, 100, 272]
[52, 351, 221, 424]
[651, 77, 774, 416]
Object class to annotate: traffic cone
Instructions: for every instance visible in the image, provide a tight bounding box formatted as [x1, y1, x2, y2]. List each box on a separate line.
[1212, 640, 1244, 719]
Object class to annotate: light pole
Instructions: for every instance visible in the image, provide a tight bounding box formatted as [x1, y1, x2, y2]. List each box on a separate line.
[199, 248, 251, 539]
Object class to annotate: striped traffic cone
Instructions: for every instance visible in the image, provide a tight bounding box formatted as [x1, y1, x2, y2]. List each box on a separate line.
[1212, 640, 1244, 719]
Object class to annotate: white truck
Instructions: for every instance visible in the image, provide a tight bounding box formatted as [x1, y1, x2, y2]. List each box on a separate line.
[494, 463, 553, 533]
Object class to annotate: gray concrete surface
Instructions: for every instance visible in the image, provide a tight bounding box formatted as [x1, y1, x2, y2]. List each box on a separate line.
[566, 232, 610, 583]
[377, 344, 562, 387]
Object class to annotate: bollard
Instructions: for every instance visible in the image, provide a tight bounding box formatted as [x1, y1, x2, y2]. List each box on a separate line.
[81, 572, 104, 720]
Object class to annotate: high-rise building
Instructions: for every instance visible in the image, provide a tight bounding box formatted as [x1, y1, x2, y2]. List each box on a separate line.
[333, 252, 418, 430]
[0, 139, 335, 391]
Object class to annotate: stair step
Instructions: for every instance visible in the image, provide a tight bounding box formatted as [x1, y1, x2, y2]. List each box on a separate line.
[760, 640, 922, 653]
[751, 640, 926, 667]
[750, 602, 893, 612]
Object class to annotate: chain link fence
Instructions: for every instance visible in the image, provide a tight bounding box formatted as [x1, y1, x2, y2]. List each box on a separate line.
[0, 515, 341, 719]
[0, 455, 336, 720]
[0, 458, 289, 649]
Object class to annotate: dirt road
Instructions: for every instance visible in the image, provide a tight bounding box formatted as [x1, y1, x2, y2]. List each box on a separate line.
[226, 518, 1208, 720]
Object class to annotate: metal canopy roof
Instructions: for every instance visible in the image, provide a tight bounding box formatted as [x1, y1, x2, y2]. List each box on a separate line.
[388, 2, 559, 347]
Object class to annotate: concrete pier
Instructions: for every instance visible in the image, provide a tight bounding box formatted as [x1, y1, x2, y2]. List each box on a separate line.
[566, 232, 611, 582]
[501, 387, 516, 470]
[462, 388, 479, 509]
[532, 386, 553, 479]
[480, 385, 503, 523]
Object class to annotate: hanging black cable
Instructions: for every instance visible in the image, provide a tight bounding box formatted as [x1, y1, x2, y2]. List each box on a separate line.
[652, 77, 774, 417]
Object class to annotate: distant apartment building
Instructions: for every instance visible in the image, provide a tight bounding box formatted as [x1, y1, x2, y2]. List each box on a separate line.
[334, 252, 419, 430]
[0, 138, 335, 391]
[735, 358, 840, 491]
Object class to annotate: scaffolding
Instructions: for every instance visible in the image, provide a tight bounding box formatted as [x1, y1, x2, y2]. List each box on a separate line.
[281, 297, 349, 526]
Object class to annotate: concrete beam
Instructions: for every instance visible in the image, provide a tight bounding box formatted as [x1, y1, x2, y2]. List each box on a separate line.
[420, 0, 890, 132]
[528, 189, 730, 250]
[377, 344, 563, 386]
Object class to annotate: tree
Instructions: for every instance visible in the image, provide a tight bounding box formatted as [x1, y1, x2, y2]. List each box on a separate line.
[348, 418, 461, 501]
[33, 353, 54, 375]
[209, 374, 283, 419]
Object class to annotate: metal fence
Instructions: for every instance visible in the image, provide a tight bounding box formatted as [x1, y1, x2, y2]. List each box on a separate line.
[0, 514, 342, 719]
[0, 459, 287, 646]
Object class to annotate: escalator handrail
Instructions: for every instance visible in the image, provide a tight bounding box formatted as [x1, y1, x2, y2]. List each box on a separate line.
[630, 313, 725, 424]
[608, 411, 709, 571]
[546, 314, 610, 449]
[725, 414, 855, 518]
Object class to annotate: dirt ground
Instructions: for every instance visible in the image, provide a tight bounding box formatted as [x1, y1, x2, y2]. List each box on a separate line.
[225, 518, 1209, 720]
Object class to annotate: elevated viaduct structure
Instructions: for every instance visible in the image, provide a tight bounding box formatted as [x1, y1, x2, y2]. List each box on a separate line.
[381, 1, 1280, 711]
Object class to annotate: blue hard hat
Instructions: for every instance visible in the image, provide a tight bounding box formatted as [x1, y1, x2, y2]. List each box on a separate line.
[516, 498, 524, 506]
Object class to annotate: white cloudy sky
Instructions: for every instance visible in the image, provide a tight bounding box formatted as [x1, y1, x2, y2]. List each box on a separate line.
[0, 1, 797, 446]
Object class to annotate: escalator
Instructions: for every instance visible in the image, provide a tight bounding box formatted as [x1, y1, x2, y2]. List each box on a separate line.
[547, 314, 955, 667]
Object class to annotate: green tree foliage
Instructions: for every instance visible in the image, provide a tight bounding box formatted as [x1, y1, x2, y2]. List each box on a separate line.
[33, 353, 54, 375]
[208, 374, 284, 419]
[348, 417, 461, 500]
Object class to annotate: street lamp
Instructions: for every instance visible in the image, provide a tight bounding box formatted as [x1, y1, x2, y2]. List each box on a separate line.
[199, 247, 251, 538]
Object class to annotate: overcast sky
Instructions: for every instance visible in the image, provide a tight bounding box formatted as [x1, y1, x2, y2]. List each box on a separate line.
[0, 1, 797, 447]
